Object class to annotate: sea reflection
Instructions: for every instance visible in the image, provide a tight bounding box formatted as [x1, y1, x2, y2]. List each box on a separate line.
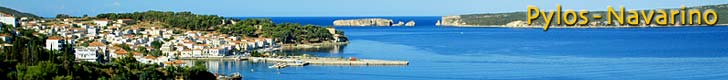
[282, 44, 348, 54]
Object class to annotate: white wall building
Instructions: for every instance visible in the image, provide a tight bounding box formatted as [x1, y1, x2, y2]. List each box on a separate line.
[93, 20, 110, 27]
[0, 13, 15, 27]
[87, 27, 98, 36]
[74, 47, 98, 62]
[45, 36, 65, 50]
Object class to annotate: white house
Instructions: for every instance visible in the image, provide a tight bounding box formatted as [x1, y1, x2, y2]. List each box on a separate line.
[256, 39, 265, 48]
[138, 56, 157, 64]
[180, 49, 192, 57]
[206, 47, 227, 57]
[74, 47, 99, 62]
[93, 19, 110, 27]
[0, 12, 16, 27]
[45, 36, 65, 50]
[192, 49, 203, 57]
[87, 27, 98, 36]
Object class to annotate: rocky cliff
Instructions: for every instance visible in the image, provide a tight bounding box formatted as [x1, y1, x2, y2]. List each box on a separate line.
[438, 16, 475, 26]
[404, 21, 415, 26]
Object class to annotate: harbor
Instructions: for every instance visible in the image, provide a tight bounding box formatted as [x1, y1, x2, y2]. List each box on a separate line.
[179, 56, 409, 68]
[250, 57, 409, 65]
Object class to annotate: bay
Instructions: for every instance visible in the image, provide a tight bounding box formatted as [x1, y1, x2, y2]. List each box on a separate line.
[205, 16, 728, 80]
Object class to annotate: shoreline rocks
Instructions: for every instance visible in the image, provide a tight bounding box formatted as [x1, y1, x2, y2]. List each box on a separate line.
[404, 21, 415, 26]
[333, 18, 392, 26]
[333, 18, 415, 27]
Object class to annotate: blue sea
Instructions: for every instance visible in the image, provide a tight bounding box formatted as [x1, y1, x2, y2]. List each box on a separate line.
[206, 16, 728, 80]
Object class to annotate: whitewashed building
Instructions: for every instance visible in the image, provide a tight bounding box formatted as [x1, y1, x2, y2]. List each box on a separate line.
[45, 36, 65, 50]
[0, 12, 16, 27]
[74, 47, 99, 62]
[93, 19, 110, 27]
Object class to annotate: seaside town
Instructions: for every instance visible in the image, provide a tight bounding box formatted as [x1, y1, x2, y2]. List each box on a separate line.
[0, 8, 406, 79]
[0, 11, 349, 66]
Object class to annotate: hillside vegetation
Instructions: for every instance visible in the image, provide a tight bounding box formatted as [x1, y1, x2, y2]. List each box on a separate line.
[0, 6, 40, 19]
[96, 11, 346, 44]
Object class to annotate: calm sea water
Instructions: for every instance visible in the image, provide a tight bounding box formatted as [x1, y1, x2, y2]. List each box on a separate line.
[206, 17, 728, 80]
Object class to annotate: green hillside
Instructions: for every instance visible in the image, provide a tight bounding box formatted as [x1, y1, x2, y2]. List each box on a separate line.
[0, 6, 40, 19]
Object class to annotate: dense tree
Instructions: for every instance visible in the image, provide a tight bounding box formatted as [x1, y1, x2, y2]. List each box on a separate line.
[96, 11, 223, 30]
[97, 11, 346, 44]
[150, 40, 163, 49]
[116, 44, 132, 51]
[220, 18, 343, 44]
[55, 14, 72, 19]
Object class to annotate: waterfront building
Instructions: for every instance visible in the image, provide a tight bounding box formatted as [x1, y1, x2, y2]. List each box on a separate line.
[180, 49, 192, 57]
[327, 27, 347, 42]
[193, 49, 203, 57]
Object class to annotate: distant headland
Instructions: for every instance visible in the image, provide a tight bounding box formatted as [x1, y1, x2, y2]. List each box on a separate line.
[437, 4, 728, 28]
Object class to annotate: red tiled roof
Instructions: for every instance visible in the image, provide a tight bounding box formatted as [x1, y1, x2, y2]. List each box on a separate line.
[0, 33, 10, 37]
[89, 41, 105, 47]
[144, 56, 157, 59]
[115, 49, 128, 55]
[0, 12, 12, 17]
[47, 36, 64, 40]
[174, 60, 185, 64]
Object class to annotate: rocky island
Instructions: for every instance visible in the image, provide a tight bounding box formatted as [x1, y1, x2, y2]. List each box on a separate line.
[333, 18, 415, 26]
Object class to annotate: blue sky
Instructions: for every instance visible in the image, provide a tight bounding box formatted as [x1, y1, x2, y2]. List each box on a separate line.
[0, 0, 726, 17]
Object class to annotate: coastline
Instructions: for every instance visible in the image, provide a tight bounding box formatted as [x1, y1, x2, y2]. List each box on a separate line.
[178, 56, 409, 65]
[281, 41, 349, 50]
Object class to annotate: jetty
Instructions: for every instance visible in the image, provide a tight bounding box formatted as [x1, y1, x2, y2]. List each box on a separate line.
[250, 57, 409, 65]
[178, 56, 249, 60]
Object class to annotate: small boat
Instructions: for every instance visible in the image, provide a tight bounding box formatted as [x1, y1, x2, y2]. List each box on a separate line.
[230, 73, 243, 80]
[216, 73, 243, 80]
[287, 60, 308, 66]
[268, 63, 288, 69]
